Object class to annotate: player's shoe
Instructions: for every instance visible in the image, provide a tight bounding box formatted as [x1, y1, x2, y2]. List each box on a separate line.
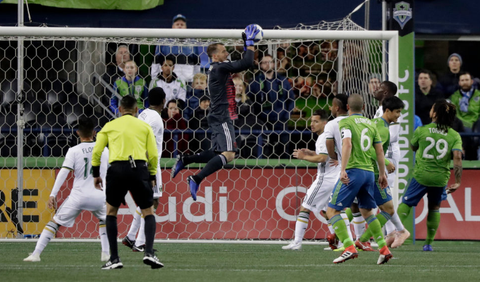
[143, 253, 164, 269]
[132, 244, 158, 252]
[385, 231, 396, 247]
[23, 253, 41, 262]
[171, 154, 185, 179]
[326, 233, 339, 250]
[101, 257, 123, 270]
[355, 239, 376, 252]
[281, 241, 302, 250]
[187, 176, 199, 201]
[333, 246, 345, 252]
[122, 236, 135, 249]
[333, 245, 358, 264]
[101, 252, 110, 262]
[423, 244, 433, 251]
[391, 229, 411, 248]
[377, 246, 393, 265]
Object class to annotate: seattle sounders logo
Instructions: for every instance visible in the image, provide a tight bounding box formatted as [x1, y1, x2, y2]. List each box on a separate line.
[393, 1, 412, 30]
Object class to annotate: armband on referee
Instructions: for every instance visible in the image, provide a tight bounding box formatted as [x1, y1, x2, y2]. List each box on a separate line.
[92, 166, 100, 178]
[149, 174, 156, 181]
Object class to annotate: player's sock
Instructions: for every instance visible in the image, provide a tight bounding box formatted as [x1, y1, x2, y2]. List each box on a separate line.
[359, 211, 390, 242]
[397, 203, 412, 223]
[196, 154, 228, 182]
[32, 221, 59, 256]
[329, 214, 354, 248]
[293, 211, 309, 243]
[183, 149, 217, 165]
[144, 215, 156, 255]
[135, 215, 146, 247]
[425, 210, 440, 245]
[345, 208, 353, 222]
[384, 220, 396, 234]
[352, 212, 366, 239]
[99, 221, 109, 255]
[126, 207, 142, 241]
[340, 213, 353, 241]
[365, 215, 386, 249]
[106, 215, 119, 260]
[390, 211, 405, 232]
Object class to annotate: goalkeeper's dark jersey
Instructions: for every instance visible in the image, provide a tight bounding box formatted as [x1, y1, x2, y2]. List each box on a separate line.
[207, 49, 254, 125]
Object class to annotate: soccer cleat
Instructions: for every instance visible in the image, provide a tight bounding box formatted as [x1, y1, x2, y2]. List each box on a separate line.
[391, 229, 411, 249]
[326, 233, 339, 250]
[101, 257, 123, 270]
[23, 253, 41, 262]
[377, 246, 393, 265]
[281, 241, 302, 250]
[143, 253, 164, 269]
[132, 244, 158, 253]
[171, 154, 185, 179]
[122, 236, 135, 249]
[101, 252, 110, 262]
[423, 245, 434, 251]
[187, 176, 199, 201]
[355, 239, 376, 252]
[385, 231, 396, 248]
[333, 245, 358, 264]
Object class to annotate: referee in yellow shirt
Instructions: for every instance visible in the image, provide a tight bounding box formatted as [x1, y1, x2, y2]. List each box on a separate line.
[92, 95, 163, 270]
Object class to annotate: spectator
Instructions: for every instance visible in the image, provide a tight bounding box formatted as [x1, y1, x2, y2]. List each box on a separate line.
[110, 60, 148, 115]
[162, 99, 190, 158]
[189, 96, 211, 154]
[233, 76, 263, 158]
[151, 14, 204, 82]
[149, 55, 187, 108]
[276, 48, 291, 77]
[103, 45, 131, 86]
[439, 53, 462, 98]
[415, 69, 443, 125]
[449, 71, 480, 159]
[249, 54, 295, 158]
[184, 73, 208, 120]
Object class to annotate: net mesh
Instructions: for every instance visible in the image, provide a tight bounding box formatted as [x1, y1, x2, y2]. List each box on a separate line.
[0, 17, 389, 240]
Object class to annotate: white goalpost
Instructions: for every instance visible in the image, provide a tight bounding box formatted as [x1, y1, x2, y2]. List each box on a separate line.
[0, 20, 398, 242]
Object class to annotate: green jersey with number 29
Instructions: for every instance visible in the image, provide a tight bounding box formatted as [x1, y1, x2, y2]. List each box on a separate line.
[339, 114, 382, 172]
[412, 123, 462, 187]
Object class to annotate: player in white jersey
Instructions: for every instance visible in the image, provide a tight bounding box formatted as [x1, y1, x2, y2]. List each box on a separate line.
[322, 94, 361, 249]
[122, 87, 166, 252]
[283, 109, 349, 250]
[373, 81, 410, 247]
[24, 117, 109, 262]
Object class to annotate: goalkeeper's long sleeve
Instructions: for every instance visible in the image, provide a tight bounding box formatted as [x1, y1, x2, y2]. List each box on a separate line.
[49, 168, 70, 197]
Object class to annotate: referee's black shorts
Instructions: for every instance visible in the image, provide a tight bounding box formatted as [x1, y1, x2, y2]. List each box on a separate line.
[105, 161, 153, 209]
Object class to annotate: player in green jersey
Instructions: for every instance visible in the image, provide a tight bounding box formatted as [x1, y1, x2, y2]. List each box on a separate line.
[327, 94, 392, 265]
[397, 99, 463, 251]
[355, 96, 411, 251]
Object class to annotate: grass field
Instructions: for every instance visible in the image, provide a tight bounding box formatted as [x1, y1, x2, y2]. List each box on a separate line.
[0, 241, 478, 282]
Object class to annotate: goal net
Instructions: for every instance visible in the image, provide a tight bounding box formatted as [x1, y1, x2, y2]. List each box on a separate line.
[0, 17, 398, 241]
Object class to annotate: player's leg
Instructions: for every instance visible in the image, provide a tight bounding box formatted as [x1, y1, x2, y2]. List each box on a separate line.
[133, 215, 146, 251]
[350, 202, 366, 240]
[397, 178, 427, 224]
[172, 149, 217, 179]
[90, 204, 110, 261]
[188, 121, 236, 200]
[423, 187, 443, 251]
[123, 207, 142, 249]
[327, 172, 361, 263]
[24, 197, 80, 262]
[357, 170, 392, 264]
[283, 206, 310, 250]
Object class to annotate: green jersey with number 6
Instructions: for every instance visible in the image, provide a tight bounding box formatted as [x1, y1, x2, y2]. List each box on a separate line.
[371, 117, 390, 175]
[339, 114, 382, 172]
[412, 123, 462, 187]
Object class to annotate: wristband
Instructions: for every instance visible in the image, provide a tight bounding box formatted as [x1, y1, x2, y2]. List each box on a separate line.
[92, 166, 100, 178]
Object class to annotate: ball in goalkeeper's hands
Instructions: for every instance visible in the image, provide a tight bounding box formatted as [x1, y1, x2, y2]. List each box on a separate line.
[245, 24, 263, 42]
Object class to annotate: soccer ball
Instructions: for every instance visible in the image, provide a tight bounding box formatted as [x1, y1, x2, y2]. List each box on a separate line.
[248, 24, 264, 42]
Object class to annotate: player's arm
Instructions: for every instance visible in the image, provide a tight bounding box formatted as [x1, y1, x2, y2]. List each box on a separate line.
[146, 126, 159, 178]
[374, 142, 388, 189]
[219, 49, 254, 73]
[49, 150, 75, 209]
[293, 149, 327, 163]
[448, 133, 464, 194]
[340, 136, 351, 184]
[326, 139, 337, 161]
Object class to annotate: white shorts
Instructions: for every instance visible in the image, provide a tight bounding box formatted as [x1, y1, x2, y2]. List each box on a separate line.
[53, 195, 106, 227]
[302, 175, 337, 213]
[153, 165, 162, 199]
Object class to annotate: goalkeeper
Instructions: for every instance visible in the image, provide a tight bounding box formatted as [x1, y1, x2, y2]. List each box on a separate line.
[171, 24, 260, 201]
